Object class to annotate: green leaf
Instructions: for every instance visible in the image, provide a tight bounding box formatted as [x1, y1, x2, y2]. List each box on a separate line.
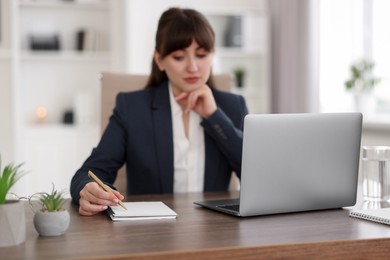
[0, 160, 26, 204]
[38, 183, 67, 212]
[345, 59, 381, 91]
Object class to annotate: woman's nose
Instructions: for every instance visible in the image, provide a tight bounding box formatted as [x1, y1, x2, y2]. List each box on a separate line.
[187, 58, 198, 72]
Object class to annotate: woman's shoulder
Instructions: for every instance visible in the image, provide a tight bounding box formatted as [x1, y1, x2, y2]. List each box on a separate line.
[113, 89, 153, 111]
[116, 81, 167, 101]
[117, 88, 151, 98]
[116, 88, 154, 103]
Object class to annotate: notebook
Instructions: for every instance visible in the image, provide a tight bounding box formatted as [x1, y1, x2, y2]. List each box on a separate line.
[194, 112, 363, 217]
[107, 201, 177, 221]
[349, 208, 390, 225]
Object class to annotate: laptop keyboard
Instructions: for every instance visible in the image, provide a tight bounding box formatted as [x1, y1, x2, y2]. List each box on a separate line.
[218, 204, 240, 212]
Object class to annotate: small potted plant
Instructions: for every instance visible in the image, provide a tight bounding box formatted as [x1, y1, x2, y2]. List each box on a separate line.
[30, 184, 70, 237]
[0, 157, 27, 247]
[233, 67, 246, 88]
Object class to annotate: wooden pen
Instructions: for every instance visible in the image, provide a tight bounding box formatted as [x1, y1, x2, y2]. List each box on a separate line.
[88, 170, 127, 210]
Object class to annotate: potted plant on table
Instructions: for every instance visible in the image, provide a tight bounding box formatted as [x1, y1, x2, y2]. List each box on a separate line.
[0, 158, 27, 247]
[30, 184, 70, 237]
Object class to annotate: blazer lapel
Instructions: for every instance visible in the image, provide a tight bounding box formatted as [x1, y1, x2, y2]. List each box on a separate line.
[151, 82, 174, 193]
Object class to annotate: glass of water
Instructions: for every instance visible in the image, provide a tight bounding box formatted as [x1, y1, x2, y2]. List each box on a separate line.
[362, 146, 390, 202]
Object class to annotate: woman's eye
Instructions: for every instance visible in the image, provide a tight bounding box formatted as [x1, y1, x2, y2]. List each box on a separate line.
[196, 50, 209, 58]
[172, 56, 184, 61]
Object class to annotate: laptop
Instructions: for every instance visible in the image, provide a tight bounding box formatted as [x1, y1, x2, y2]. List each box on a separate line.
[194, 112, 363, 217]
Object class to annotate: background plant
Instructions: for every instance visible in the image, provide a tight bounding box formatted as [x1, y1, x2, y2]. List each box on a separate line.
[0, 156, 26, 204]
[345, 59, 381, 92]
[233, 67, 246, 88]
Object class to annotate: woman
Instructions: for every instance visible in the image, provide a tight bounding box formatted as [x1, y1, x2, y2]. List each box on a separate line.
[70, 7, 249, 216]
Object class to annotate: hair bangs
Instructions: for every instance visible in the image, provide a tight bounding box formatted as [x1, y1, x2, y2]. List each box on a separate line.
[160, 22, 194, 56]
[193, 22, 215, 52]
[159, 11, 215, 57]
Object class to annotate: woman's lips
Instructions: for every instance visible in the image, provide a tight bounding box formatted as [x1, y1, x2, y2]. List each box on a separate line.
[184, 77, 199, 84]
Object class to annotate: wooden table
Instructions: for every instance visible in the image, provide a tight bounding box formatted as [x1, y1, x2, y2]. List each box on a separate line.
[2, 192, 390, 259]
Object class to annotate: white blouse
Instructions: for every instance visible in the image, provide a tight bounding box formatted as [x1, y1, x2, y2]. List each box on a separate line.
[169, 84, 205, 193]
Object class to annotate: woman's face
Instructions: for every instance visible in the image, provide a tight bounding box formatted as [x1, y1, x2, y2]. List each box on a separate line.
[154, 39, 214, 96]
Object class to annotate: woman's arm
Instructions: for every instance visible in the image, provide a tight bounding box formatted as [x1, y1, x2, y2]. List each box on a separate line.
[70, 93, 129, 214]
[201, 94, 248, 176]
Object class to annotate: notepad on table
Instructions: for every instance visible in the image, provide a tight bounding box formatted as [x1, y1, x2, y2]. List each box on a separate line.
[349, 208, 390, 225]
[107, 201, 178, 221]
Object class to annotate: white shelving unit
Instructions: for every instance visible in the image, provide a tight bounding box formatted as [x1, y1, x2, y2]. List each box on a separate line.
[206, 5, 270, 114]
[7, 0, 120, 196]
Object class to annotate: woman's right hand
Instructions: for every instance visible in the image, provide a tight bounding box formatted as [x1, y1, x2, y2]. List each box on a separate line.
[78, 182, 124, 216]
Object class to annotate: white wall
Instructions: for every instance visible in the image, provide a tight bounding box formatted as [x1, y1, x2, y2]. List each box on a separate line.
[0, 59, 13, 165]
[0, 0, 12, 49]
[0, 0, 14, 165]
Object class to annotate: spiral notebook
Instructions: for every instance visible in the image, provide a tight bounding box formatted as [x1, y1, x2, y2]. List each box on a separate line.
[107, 201, 177, 221]
[349, 208, 390, 225]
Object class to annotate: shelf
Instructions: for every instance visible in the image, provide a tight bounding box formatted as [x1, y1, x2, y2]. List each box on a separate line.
[189, 0, 268, 16]
[216, 47, 263, 58]
[20, 50, 110, 62]
[25, 123, 99, 134]
[18, 0, 109, 11]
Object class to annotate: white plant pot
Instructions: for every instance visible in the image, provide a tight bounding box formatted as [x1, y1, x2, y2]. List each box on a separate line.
[33, 210, 70, 237]
[354, 92, 376, 114]
[0, 200, 26, 247]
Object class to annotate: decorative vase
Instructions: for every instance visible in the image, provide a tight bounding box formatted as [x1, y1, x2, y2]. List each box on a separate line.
[353, 92, 376, 114]
[0, 200, 26, 247]
[33, 210, 70, 237]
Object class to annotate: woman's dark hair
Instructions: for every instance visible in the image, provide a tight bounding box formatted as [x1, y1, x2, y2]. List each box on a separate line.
[145, 7, 216, 88]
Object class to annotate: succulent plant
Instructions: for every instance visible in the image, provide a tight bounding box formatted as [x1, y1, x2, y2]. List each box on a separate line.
[37, 184, 67, 212]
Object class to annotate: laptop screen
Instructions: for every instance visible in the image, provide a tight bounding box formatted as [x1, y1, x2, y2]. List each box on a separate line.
[239, 113, 362, 216]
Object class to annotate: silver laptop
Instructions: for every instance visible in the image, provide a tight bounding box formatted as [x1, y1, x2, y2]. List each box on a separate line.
[194, 112, 363, 217]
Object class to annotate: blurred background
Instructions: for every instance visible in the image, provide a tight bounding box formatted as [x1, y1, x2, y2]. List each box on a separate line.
[0, 0, 389, 196]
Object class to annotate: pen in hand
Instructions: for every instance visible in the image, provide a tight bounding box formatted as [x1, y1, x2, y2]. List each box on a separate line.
[88, 170, 127, 210]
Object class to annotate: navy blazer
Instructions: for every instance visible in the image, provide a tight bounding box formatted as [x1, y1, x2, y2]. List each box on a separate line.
[70, 81, 248, 203]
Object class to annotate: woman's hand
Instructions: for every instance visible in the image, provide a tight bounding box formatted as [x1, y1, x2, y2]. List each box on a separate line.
[78, 182, 124, 216]
[175, 84, 217, 118]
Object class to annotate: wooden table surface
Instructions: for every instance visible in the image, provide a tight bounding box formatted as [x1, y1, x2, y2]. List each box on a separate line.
[2, 192, 390, 259]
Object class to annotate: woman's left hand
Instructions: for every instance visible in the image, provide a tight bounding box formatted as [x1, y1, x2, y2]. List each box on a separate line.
[175, 84, 217, 118]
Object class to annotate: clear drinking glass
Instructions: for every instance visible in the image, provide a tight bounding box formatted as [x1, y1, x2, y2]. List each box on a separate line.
[362, 146, 390, 202]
